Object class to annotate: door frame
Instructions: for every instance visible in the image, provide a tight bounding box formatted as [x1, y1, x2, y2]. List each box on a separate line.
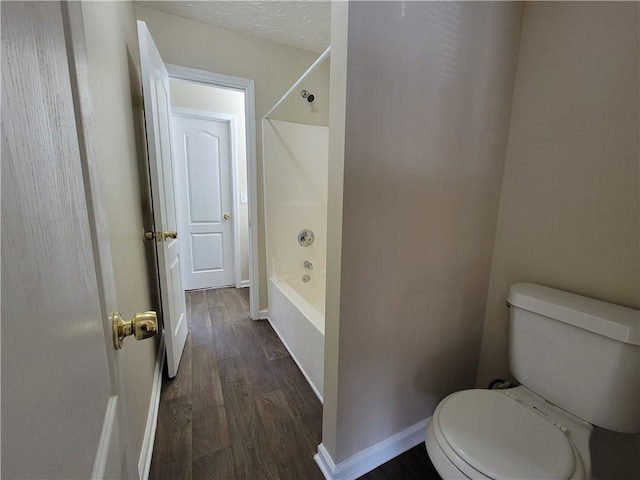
[171, 107, 243, 289]
[167, 64, 259, 320]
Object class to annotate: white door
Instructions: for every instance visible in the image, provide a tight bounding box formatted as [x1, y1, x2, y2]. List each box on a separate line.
[172, 112, 236, 290]
[138, 21, 188, 378]
[2, 2, 143, 478]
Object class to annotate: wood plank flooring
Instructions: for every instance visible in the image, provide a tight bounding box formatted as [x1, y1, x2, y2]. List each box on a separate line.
[150, 287, 441, 480]
[150, 288, 323, 480]
[359, 444, 441, 480]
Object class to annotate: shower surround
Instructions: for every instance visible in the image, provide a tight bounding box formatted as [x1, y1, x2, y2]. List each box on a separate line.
[263, 119, 328, 399]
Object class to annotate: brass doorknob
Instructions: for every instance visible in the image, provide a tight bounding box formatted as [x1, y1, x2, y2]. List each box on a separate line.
[144, 231, 161, 241]
[163, 230, 178, 240]
[223, 213, 231, 220]
[112, 311, 157, 349]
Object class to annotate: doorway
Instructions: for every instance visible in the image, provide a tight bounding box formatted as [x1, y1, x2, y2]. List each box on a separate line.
[166, 67, 259, 320]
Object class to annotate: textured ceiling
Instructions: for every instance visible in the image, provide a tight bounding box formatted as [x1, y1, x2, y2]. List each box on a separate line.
[136, 1, 331, 53]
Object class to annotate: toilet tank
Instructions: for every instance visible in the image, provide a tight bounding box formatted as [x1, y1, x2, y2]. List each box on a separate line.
[508, 283, 640, 433]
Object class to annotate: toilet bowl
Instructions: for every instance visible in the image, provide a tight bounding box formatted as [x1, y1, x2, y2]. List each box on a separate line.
[425, 283, 639, 480]
[425, 387, 591, 480]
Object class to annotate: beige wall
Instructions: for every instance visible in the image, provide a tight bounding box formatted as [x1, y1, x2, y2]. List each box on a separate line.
[477, 1, 639, 386]
[268, 59, 330, 128]
[476, 3, 639, 477]
[322, 0, 349, 459]
[170, 80, 250, 283]
[82, 1, 158, 470]
[323, 1, 523, 462]
[136, 5, 331, 309]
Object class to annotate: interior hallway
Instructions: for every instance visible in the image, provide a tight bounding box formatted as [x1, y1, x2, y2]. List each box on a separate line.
[149, 287, 441, 479]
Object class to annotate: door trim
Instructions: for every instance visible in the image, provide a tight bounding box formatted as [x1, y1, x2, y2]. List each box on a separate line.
[171, 107, 241, 289]
[166, 64, 259, 320]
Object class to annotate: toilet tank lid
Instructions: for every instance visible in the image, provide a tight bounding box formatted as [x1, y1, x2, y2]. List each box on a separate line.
[508, 283, 640, 345]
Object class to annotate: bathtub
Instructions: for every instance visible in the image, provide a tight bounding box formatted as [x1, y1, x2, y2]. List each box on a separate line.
[267, 270, 325, 401]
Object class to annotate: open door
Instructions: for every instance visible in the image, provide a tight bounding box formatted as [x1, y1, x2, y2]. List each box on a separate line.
[2, 2, 155, 477]
[138, 20, 188, 378]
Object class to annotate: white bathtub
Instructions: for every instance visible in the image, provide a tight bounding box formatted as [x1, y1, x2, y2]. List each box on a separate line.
[267, 271, 325, 401]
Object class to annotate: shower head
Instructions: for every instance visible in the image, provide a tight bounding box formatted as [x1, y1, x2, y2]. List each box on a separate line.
[301, 89, 315, 103]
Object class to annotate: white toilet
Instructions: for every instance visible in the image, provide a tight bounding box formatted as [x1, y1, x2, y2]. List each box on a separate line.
[426, 283, 639, 480]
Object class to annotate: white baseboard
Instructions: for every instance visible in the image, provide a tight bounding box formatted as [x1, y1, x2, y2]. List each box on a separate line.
[259, 308, 269, 320]
[314, 418, 430, 480]
[266, 316, 323, 403]
[138, 334, 165, 480]
[239, 280, 250, 288]
[91, 395, 118, 479]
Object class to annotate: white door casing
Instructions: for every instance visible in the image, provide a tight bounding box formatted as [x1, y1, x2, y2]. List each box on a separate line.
[166, 64, 260, 320]
[172, 111, 236, 290]
[138, 21, 188, 379]
[2, 2, 135, 477]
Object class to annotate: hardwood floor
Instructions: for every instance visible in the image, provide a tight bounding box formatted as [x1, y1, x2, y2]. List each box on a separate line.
[149, 287, 441, 480]
[359, 444, 441, 480]
[150, 287, 323, 480]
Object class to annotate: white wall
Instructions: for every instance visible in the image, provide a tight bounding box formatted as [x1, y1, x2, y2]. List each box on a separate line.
[476, 3, 639, 477]
[81, 0, 159, 471]
[322, 1, 523, 463]
[170, 80, 250, 283]
[263, 120, 329, 279]
[136, 5, 331, 309]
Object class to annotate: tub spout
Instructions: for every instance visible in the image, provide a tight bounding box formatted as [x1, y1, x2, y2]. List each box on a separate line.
[304, 260, 313, 270]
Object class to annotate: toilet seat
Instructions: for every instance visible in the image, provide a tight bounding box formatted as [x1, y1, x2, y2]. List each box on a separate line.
[429, 389, 585, 480]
